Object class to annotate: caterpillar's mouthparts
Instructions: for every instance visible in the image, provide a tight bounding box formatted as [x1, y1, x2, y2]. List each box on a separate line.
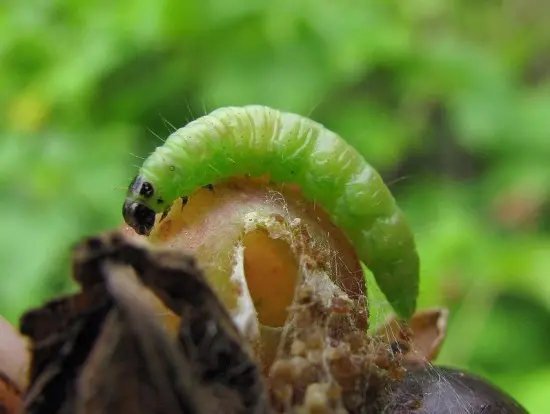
[122, 200, 155, 236]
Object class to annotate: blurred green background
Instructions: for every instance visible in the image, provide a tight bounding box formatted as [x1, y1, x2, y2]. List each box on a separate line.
[2, 0, 550, 411]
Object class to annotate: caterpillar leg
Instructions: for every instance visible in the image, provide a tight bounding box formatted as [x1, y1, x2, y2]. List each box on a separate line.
[159, 207, 171, 222]
[202, 184, 214, 192]
[180, 196, 189, 211]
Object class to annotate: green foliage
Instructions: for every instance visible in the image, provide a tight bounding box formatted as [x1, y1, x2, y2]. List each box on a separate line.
[2, 0, 550, 411]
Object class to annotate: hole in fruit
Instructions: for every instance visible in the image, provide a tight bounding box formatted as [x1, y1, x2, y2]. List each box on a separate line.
[243, 228, 299, 327]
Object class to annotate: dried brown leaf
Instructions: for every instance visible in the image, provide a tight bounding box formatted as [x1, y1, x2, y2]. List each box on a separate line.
[75, 263, 208, 414]
[376, 308, 449, 367]
[20, 230, 272, 414]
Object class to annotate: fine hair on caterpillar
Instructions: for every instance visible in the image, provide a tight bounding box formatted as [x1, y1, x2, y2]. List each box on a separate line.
[122, 105, 420, 319]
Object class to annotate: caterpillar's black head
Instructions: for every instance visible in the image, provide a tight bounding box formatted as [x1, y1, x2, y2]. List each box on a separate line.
[123, 175, 156, 235]
[123, 200, 156, 235]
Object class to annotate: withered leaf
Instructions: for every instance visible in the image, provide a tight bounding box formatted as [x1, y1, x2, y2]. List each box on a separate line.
[20, 231, 271, 414]
[72, 232, 226, 315]
[377, 308, 449, 368]
[20, 286, 111, 414]
[75, 263, 208, 414]
[72, 231, 272, 414]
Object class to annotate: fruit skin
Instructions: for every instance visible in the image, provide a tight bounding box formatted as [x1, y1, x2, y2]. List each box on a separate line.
[123, 178, 367, 369]
[386, 365, 528, 413]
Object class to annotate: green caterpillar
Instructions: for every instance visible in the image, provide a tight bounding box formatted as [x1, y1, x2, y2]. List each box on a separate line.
[123, 105, 419, 319]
